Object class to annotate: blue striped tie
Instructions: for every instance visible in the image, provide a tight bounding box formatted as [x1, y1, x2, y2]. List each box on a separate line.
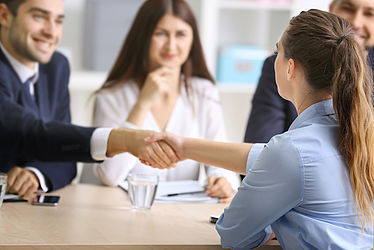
[23, 77, 35, 102]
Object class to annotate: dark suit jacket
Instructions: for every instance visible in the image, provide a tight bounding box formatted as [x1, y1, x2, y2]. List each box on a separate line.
[0, 50, 96, 190]
[245, 49, 374, 143]
[244, 55, 297, 143]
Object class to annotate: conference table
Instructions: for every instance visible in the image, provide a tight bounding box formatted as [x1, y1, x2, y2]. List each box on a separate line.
[0, 184, 282, 250]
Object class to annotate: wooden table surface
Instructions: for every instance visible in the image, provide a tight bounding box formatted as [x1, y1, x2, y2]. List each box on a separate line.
[0, 184, 281, 250]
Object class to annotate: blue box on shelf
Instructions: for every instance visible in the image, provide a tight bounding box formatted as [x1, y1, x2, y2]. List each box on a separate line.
[217, 45, 268, 84]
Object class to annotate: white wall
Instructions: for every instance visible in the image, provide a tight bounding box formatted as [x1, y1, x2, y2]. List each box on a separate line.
[60, 0, 329, 71]
[59, 0, 86, 70]
[291, 0, 329, 16]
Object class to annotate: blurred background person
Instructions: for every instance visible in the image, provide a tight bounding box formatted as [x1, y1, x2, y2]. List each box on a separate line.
[92, 0, 240, 202]
[244, 0, 374, 144]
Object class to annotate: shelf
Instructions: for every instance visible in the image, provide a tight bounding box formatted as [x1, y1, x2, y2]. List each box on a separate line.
[219, 0, 292, 11]
[217, 83, 257, 94]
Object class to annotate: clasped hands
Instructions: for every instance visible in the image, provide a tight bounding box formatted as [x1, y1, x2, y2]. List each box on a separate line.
[133, 131, 183, 169]
[128, 130, 233, 203]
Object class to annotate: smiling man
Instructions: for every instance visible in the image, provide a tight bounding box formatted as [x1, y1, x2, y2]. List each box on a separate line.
[331, 0, 374, 51]
[0, 1, 179, 198]
[0, 0, 76, 197]
[244, 0, 374, 144]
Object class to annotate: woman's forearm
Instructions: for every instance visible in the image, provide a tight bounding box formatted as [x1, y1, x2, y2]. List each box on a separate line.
[183, 138, 252, 175]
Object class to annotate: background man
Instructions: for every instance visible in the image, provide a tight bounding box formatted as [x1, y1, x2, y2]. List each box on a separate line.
[244, 0, 374, 143]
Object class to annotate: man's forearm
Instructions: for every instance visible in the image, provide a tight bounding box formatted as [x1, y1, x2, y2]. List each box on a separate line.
[106, 128, 130, 157]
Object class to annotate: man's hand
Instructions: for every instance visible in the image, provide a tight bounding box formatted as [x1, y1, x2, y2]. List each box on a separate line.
[144, 131, 186, 164]
[7, 167, 39, 198]
[206, 176, 233, 203]
[107, 129, 180, 169]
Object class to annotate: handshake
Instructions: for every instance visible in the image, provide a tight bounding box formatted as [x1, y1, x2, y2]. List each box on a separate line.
[107, 128, 249, 177]
[107, 129, 185, 169]
[106, 128, 240, 202]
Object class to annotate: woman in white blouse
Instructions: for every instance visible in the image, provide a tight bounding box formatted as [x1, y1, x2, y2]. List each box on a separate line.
[93, 0, 239, 202]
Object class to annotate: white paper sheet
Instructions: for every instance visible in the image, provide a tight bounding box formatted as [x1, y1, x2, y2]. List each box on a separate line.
[118, 180, 218, 204]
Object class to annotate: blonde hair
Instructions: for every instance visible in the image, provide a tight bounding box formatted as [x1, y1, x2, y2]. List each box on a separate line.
[283, 9, 374, 228]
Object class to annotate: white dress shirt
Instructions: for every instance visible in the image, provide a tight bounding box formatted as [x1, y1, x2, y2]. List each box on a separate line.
[93, 78, 240, 189]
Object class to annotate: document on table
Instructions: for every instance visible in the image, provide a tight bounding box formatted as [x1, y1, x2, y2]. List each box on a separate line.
[118, 180, 218, 204]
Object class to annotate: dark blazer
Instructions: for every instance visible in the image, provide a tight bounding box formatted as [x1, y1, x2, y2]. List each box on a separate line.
[245, 49, 374, 144]
[0, 49, 96, 190]
[244, 55, 297, 143]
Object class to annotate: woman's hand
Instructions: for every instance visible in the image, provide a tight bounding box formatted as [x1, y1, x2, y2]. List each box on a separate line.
[139, 140, 179, 169]
[136, 67, 175, 110]
[107, 129, 179, 169]
[144, 132, 186, 166]
[127, 67, 177, 128]
[206, 176, 233, 203]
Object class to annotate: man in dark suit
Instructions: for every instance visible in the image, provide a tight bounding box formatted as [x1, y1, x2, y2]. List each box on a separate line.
[0, 0, 77, 197]
[245, 0, 374, 144]
[0, 0, 177, 197]
[1, 52, 78, 195]
[0, 95, 175, 178]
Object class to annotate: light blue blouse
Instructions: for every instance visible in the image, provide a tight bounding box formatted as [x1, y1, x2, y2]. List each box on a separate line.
[216, 99, 373, 249]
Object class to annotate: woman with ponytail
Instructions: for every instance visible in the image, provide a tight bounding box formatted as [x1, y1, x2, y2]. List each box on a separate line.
[146, 9, 374, 249]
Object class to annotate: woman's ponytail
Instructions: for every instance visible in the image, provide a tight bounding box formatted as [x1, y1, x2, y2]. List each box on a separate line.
[332, 37, 374, 228]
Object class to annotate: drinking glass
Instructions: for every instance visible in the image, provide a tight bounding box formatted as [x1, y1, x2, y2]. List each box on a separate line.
[128, 174, 159, 210]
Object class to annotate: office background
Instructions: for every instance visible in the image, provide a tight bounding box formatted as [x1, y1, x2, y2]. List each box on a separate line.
[58, 0, 328, 182]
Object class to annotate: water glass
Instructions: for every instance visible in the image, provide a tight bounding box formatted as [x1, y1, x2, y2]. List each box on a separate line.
[0, 173, 7, 208]
[128, 174, 159, 210]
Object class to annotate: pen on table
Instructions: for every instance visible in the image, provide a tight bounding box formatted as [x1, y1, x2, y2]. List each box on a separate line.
[167, 191, 205, 197]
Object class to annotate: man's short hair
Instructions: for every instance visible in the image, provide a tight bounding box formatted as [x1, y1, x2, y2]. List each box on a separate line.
[0, 0, 26, 15]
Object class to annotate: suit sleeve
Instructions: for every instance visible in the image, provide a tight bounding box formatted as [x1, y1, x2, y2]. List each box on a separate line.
[244, 55, 295, 143]
[0, 92, 96, 167]
[26, 56, 77, 191]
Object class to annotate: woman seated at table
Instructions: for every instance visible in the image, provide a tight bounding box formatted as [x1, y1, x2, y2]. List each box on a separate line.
[92, 0, 239, 202]
[147, 9, 374, 249]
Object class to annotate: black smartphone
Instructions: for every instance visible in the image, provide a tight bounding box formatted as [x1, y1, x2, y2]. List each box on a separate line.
[31, 195, 60, 206]
[209, 215, 219, 224]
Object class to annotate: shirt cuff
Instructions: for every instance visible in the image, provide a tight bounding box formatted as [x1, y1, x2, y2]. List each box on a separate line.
[25, 167, 48, 192]
[90, 128, 112, 161]
[246, 143, 266, 174]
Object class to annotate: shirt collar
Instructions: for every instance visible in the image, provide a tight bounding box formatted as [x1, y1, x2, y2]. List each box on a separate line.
[289, 99, 335, 130]
[0, 43, 39, 85]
